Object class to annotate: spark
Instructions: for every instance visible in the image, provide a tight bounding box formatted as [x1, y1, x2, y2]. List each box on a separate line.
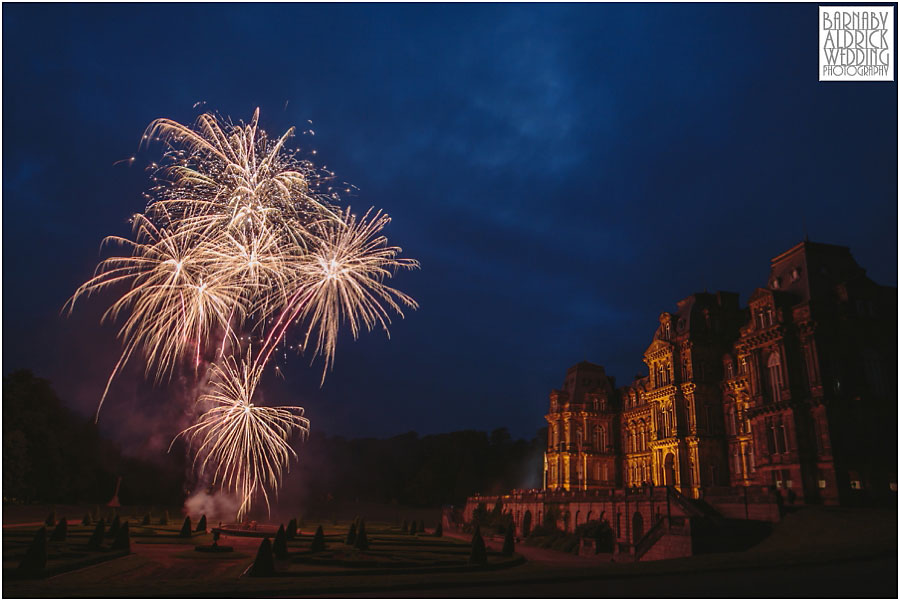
[67, 108, 418, 518]
[171, 354, 310, 521]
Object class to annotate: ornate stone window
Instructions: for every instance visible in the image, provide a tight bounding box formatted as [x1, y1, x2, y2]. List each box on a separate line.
[767, 352, 783, 403]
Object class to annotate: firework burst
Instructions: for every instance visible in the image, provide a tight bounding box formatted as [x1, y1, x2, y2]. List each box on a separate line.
[172, 354, 310, 521]
[68, 108, 417, 518]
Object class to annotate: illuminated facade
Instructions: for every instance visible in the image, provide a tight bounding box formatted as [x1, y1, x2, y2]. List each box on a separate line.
[545, 362, 619, 490]
[543, 241, 896, 504]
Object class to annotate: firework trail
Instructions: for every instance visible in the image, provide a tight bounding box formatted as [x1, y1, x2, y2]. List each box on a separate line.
[68, 108, 417, 518]
[171, 353, 310, 520]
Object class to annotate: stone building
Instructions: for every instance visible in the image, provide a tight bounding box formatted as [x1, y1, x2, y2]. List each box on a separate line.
[465, 240, 895, 560]
[542, 240, 896, 505]
[545, 362, 619, 491]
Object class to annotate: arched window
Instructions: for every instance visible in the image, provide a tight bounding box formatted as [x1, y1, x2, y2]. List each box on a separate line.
[767, 352, 783, 403]
[597, 426, 606, 452]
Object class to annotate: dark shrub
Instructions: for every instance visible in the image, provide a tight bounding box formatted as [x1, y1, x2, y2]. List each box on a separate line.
[50, 518, 67, 542]
[354, 520, 369, 551]
[409, 520, 417, 535]
[469, 525, 487, 564]
[435, 521, 443, 537]
[18, 527, 47, 577]
[543, 506, 559, 529]
[107, 515, 121, 539]
[159, 510, 169, 526]
[44, 511, 56, 527]
[345, 521, 357, 545]
[196, 515, 207, 532]
[88, 520, 105, 550]
[574, 519, 614, 553]
[286, 519, 297, 540]
[310, 525, 326, 552]
[142, 513, 151, 526]
[112, 521, 130, 552]
[502, 527, 515, 556]
[179, 516, 192, 537]
[273, 524, 288, 560]
[471, 502, 488, 527]
[400, 520, 408, 534]
[82, 513, 92, 526]
[248, 538, 275, 577]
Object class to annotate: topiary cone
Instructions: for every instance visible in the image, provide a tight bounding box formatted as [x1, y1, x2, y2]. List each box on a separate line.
[112, 521, 130, 552]
[273, 524, 288, 560]
[409, 520, 417, 535]
[501, 526, 515, 556]
[160, 510, 169, 526]
[310, 525, 326, 552]
[354, 520, 369, 551]
[50, 517, 68, 542]
[286, 519, 297, 540]
[469, 525, 487, 564]
[196, 514, 207, 532]
[435, 521, 443, 537]
[179, 516, 192, 537]
[88, 519, 105, 550]
[18, 527, 47, 577]
[107, 515, 121, 539]
[345, 521, 357, 545]
[248, 538, 275, 577]
[142, 512, 151, 525]
[82, 513, 92, 526]
[45, 511, 56, 527]
[401, 520, 408, 534]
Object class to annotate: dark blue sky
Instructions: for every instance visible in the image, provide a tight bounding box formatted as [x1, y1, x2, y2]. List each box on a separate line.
[3, 4, 897, 449]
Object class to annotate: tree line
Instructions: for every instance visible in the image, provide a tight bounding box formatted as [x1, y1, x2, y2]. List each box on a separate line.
[3, 370, 545, 509]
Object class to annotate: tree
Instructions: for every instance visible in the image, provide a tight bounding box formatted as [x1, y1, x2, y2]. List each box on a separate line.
[18, 527, 47, 577]
[112, 521, 130, 552]
[273, 524, 288, 560]
[248, 538, 275, 577]
[107, 514, 121, 539]
[88, 519, 105, 550]
[501, 526, 515, 556]
[160, 510, 169, 526]
[310, 525, 326, 552]
[435, 521, 443, 537]
[142, 513, 151, 526]
[82, 513, 92, 526]
[196, 514, 207, 532]
[354, 520, 369, 551]
[50, 517, 67, 542]
[469, 525, 487, 564]
[409, 520, 417, 535]
[401, 519, 408, 534]
[179, 516, 192, 537]
[44, 511, 56, 527]
[345, 521, 357, 545]
[286, 518, 298, 540]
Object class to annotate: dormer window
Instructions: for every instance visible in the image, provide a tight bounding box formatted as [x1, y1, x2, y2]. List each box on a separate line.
[790, 268, 801, 282]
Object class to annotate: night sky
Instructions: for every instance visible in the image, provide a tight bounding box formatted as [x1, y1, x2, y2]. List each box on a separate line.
[3, 4, 897, 452]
